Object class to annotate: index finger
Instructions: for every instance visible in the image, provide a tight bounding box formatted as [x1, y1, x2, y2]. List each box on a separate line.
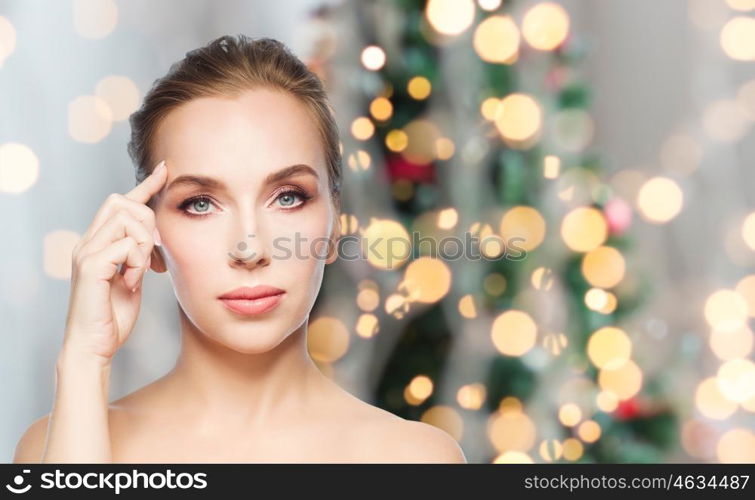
[126, 159, 168, 204]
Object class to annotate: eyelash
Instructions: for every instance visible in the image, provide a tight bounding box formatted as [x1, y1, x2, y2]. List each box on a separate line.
[178, 188, 313, 219]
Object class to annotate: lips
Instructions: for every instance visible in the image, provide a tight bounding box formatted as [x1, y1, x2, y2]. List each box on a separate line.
[218, 285, 285, 300]
[218, 285, 285, 316]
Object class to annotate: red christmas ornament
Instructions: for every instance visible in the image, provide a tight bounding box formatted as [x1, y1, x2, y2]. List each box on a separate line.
[614, 397, 640, 420]
[386, 153, 436, 184]
[604, 197, 633, 235]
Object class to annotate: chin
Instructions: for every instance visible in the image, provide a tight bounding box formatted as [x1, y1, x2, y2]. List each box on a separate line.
[209, 327, 293, 354]
[178, 292, 313, 354]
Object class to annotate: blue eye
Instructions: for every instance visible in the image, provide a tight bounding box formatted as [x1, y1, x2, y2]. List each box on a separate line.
[276, 189, 311, 209]
[178, 189, 312, 219]
[179, 196, 216, 218]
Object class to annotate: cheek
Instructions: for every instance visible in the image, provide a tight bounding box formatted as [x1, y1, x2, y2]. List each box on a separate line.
[159, 220, 220, 279]
[274, 210, 332, 263]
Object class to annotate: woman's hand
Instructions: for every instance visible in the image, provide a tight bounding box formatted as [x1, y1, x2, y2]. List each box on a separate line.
[62, 160, 168, 364]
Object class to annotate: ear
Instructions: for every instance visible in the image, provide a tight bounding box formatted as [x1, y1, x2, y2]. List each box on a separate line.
[324, 212, 342, 265]
[149, 245, 168, 273]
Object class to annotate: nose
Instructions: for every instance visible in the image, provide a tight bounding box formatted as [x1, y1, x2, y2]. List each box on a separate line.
[228, 206, 270, 269]
[228, 229, 270, 269]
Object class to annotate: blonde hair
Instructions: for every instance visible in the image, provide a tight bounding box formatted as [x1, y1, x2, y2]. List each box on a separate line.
[127, 34, 342, 211]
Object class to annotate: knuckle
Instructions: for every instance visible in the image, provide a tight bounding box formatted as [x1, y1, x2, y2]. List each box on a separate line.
[74, 251, 93, 271]
[106, 193, 121, 205]
[114, 209, 131, 224]
[113, 209, 129, 226]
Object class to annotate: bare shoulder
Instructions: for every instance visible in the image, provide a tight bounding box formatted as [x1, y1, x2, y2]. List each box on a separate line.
[368, 417, 467, 463]
[331, 388, 466, 463]
[13, 413, 51, 463]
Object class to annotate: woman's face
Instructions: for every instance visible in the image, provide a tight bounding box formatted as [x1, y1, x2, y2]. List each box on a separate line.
[149, 88, 338, 353]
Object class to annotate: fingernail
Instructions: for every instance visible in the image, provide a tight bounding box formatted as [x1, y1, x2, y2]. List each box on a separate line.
[154, 160, 166, 174]
[153, 228, 162, 246]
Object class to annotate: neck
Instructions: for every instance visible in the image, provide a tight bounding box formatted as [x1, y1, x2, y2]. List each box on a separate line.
[164, 304, 325, 431]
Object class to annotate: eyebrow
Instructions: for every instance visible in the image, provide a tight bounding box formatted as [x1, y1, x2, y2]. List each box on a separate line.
[165, 164, 320, 193]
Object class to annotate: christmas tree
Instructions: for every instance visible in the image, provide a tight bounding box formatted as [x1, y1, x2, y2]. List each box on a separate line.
[306, 0, 678, 463]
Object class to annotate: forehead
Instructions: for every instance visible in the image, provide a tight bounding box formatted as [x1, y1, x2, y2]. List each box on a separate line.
[151, 88, 325, 180]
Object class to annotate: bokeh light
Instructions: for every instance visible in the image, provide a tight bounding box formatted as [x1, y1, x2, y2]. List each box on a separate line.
[43, 230, 81, 280]
[458, 295, 478, 318]
[726, 0, 755, 11]
[0, 143, 40, 194]
[481, 97, 501, 120]
[560, 206, 608, 252]
[73, 0, 118, 39]
[636, 176, 684, 223]
[407, 374, 434, 402]
[351, 116, 375, 141]
[421, 405, 464, 441]
[435, 137, 455, 160]
[95, 75, 140, 121]
[491, 310, 537, 356]
[478, 0, 502, 11]
[402, 257, 452, 303]
[402, 119, 442, 164]
[716, 358, 755, 403]
[487, 404, 536, 452]
[539, 439, 563, 462]
[407, 76, 432, 100]
[360, 45, 386, 70]
[717, 428, 755, 463]
[531, 266, 555, 291]
[425, 0, 476, 36]
[719, 16, 755, 61]
[702, 99, 751, 142]
[558, 403, 582, 426]
[709, 324, 754, 361]
[307, 317, 350, 363]
[494, 93, 543, 145]
[370, 96, 393, 121]
[355, 313, 379, 338]
[361, 218, 412, 270]
[521, 2, 570, 51]
[704, 289, 749, 332]
[68, 95, 113, 143]
[473, 15, 520, 63]
[499, 206, 546, 252]
[457, 383, 486, 409]
[735, 275, 755, 317]
[544, 154, 561, 179]
[597, 359, 642, 400]
[562, 438, 584, 461]
[742, 212, 755, 251]
[695, 377, 738, 420]
[0, 16, 17, 67]
[587, 326, 632, 370]
[581, 246, 626, 288]
[577, 420, 602, 443]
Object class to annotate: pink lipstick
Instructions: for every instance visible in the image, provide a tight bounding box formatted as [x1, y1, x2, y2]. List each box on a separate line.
[218, 285, 285, 316]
